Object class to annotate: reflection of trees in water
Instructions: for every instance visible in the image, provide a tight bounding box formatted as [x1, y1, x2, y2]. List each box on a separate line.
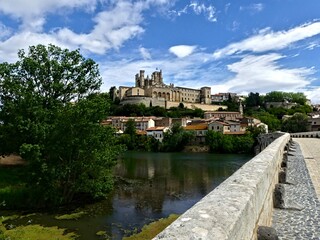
[113, 152, 249, 213]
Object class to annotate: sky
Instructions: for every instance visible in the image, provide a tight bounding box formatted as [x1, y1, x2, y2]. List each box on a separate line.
[0, 0, 320, 103]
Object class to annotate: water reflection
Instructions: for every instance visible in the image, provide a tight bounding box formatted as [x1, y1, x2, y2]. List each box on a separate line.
[108, 152, 251, 239]
[6, 152, 251, 240]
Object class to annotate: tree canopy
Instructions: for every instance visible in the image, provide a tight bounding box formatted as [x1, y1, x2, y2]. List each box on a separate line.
[0, 44, 122, 206]
[281, 113, 309, 133]
[264, 91, 307, 105]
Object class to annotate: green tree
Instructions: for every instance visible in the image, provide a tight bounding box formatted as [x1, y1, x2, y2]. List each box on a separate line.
[0, 44, 123, 206]
[161, 123, 194, 152]
[281, 113, 309, 133]
[205, 131, 223, 152]
[245, 92, 262, 108]
[265, 91, 307, 105]
[123, 119, 137, 150]
[251, 112, 281, 131]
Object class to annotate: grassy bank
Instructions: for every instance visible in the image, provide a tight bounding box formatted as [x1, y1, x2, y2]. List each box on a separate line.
[0, 166, 29, 209]
[0, 166, 78, 239]
[0, 215, 77, 240]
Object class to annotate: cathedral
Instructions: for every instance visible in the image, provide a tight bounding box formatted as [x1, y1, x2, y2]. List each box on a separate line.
[114, 70, 212, 109]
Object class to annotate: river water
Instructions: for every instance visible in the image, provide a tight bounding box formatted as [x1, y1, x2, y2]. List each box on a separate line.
[7, 151, 252, 239]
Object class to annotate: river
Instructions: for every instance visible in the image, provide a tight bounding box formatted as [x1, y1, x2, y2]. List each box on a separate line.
[6, 151, 252, 239]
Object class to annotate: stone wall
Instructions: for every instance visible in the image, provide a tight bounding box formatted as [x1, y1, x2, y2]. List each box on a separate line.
[290, 131, 320, 138]
[255, 132, 285, 154]
[154, 133, 290, 240]
[120, 97, 227, 111]
[166, 101, 227, 111]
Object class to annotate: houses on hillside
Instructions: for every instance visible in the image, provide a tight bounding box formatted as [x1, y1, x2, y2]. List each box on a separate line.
[102, 112, 268, 143]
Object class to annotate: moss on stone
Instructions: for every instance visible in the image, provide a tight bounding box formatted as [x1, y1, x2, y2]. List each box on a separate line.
[55, 211, 86, 220]
[123, 214, 179, 240]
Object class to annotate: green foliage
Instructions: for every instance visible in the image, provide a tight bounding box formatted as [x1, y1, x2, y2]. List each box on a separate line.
[266, 107, 288, 119]
[124, 119, 137, 136]
[122, 119, 137, 150]
[205, 131, 223, 152]
[110, 104, 204, 118]
[246, 125, 267, 139]
[167, 107, 204, 118]
[2, 224, 77, 240]
[161, 123, 194, 152]
[221, 95, 239, 111]
[0, 166, 28, 209]
[135, 135, 160, 152]
[0, 44, 123, 207]
[287, 104, 313, 115]
[281, 113, 309, 133]
[265, 91, 307, 105]
[245, 92, 262, 108]
[250, 111, 282, 131]
[205, 130, 255, 153]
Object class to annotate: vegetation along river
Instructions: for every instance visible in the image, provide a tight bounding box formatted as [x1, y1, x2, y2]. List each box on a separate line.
[5, 151, 252, 239]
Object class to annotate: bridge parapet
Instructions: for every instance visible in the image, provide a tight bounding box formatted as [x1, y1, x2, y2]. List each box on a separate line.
[154, 133, 290, 240]
[290, 131, 320, 138]
[255, 132, 285, 154]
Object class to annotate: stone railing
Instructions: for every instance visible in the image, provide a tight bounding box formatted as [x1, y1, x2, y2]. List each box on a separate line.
[290, 131, 320, 138]
[255, 132, 285, 154]
[154, 133, 290, 240]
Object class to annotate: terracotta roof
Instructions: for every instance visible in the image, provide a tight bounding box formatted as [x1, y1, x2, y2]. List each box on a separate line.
[184, 124, 208, 130]
[209, 121, 229, 126]
[146, 127, 166, 131]
[224, 131, 246, 135]
[136, 130, 147, 135]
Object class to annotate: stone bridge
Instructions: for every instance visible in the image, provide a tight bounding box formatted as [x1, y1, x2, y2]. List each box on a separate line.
[154, 132, 320, 240]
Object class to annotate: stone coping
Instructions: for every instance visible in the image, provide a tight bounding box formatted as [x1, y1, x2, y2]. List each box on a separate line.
[154, 133, 290, 240]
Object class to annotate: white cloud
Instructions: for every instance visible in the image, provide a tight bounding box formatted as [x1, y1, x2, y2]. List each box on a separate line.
[240, 3, 264, 14]
[189, 2, 216, 22]
[98, 49, 218, 91]
[139, 47, 152, 59]
[0, 0, 168, 61]
[0, 0, 97, 18]
[214, 54, 314, 93]
[0, 31, 69, 62]
[303, 87, 320, 104]
[0, 0, 98, 31]
[168, 1, 217, 22]
[213, 21, 320, 59]
[169, 45, 197, 58]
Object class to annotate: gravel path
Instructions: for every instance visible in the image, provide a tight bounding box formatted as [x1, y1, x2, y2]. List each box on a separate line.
[272, 139, 320, 240]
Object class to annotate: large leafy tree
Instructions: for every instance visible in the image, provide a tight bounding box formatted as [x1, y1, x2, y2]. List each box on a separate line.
[161, 123, 194, 152]
[0, 44, 123, 206]
[281, 113, 309, 133]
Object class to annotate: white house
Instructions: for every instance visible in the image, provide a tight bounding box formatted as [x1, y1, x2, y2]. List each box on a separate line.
[146, 127, 169, 142]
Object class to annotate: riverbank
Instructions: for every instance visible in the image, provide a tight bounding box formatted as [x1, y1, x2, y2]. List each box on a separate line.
[1, 151, 252, 239]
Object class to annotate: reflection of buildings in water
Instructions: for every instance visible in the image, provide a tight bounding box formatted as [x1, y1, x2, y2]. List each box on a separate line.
[147, 161, 155, 179]
[114, 153, 245, 214]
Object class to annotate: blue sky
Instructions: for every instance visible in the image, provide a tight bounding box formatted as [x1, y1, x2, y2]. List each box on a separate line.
[0, 0, 320, 103]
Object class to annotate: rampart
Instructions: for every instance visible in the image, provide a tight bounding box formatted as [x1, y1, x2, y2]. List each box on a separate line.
[154, 133, 290, 240]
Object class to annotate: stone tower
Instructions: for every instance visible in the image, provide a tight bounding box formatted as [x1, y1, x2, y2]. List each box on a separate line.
[200, 87, 211, 104]
[135, 70, 145, 88]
